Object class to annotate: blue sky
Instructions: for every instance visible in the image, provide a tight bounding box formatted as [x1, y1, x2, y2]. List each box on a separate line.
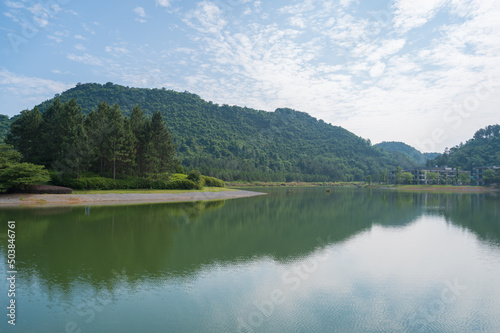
[1, 0, 499, 152]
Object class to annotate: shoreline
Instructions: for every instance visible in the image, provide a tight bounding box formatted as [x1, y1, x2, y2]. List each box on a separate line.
[0, 189, 267, 207]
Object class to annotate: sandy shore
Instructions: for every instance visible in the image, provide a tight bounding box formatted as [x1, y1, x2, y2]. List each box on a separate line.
[0, 190, 267, 207]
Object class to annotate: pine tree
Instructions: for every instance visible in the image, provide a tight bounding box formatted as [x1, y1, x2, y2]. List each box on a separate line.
[145, 111, 177, 175]
[130, 105, 149, 176]
[6, 106, 43, 163]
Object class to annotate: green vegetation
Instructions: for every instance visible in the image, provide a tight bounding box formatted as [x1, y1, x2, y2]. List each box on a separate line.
[0, 115, 14, 142]
[428, 124, 500, 170]
[5, 98, 225, 191]
[375, 141, 437, 166]
[0, 143, 50, 192]
[34, 82, 417, 182]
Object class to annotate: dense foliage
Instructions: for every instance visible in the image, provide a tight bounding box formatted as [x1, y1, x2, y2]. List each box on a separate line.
[35, 82, 417, 181]
[6, 99, 179, 180]
[0, 115, 14, 142]
[375, 141, 437, 166]
[427, 124, 500, 170]
[0, 144, 50, 192]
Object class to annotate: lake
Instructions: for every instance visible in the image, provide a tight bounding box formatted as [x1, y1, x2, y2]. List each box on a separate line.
[1, 187, 500, 332]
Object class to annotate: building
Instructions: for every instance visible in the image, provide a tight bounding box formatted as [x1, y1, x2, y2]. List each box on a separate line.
[472, 166, 500, 186]
[388, 167, 471, 185]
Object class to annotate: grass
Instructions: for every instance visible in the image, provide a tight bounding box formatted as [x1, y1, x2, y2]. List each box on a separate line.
[72, 187, 234, 195]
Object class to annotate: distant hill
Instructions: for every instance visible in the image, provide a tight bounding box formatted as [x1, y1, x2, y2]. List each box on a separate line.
[32, 82, 416, 181]
[375, 141, 438, 166]
[428, 124, 500, 170]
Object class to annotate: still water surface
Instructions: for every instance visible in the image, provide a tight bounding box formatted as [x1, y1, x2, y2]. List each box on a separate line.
[1, 188, 500, 332]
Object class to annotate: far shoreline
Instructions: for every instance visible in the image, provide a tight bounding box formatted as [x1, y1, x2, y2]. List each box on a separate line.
[0, 188, 267, 207]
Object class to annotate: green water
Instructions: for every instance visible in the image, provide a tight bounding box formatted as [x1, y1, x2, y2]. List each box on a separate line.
[1, 188, 500, 332]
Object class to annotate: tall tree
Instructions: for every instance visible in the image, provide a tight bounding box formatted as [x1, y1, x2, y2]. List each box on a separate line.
[145, 111, 177, 174]
[39, 97, 64, 166]
[6, 106, 43, 163]
[129, 105, 149, 176]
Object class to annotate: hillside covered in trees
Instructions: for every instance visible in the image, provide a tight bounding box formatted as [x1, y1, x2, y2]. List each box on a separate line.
[30, 82, 415, 182]
[375, 141, 439, 166]
[428, 124, 500, 170]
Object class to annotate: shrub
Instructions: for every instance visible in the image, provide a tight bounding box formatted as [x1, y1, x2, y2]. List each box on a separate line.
[202, 175, 225, 187]
[187, 170, 202, 183]
[170, 173, 188, 181]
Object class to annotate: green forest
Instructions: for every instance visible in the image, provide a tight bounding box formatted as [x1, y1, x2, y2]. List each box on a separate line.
[375, 141, 439, 165]
[428, 124, 500, 170]
[29, 82, 418, 182]
[3, 98, 227, 191]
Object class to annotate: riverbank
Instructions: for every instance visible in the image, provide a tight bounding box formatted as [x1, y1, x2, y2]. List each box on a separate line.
[0, 188, 266, 207]
[369, 184, 499, 193]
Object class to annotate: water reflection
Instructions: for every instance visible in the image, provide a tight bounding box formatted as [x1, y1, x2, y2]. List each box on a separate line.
[0, 189, 499, 290]
[0, 188, 499, 332]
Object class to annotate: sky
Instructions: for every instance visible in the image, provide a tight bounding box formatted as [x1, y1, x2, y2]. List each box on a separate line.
[1, 0, 499, 152]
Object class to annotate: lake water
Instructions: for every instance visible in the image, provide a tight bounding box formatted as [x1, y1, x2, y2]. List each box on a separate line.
[1, 187, 500, 332]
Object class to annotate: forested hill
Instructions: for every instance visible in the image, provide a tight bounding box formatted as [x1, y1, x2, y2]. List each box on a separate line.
[375, 141, 439, 166]
[35, 82, 414, 181]
[428, 124, 500, 170]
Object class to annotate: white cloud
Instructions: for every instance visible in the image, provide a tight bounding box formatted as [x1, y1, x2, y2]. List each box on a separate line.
[392, 0, 449, 32]
[67, 53, 104, 66]
[183, 1, 227, 34]
[369, 62, 386, 77]
[156, 0, 171, 7]
[105, 46, 130, 55]
[74, 44, 86, 51]
[0, 69, 72, 114]
[134, 6, 147, 18]
[5, 1, 24, 9]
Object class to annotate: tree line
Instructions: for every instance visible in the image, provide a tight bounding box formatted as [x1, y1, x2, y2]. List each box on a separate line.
[6, 98, 179, 179]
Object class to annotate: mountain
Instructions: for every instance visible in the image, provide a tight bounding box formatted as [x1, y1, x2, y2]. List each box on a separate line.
[428, 124, 500, 170]
[32, 82, 416, 181]
[375, 141, 438, 166]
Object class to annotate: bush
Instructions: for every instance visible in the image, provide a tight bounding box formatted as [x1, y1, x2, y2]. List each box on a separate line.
[187, 170, 202, 183]
[170, 173, 188, 181]
[202, 175, 225, 187]
[50, 173, 205, 191]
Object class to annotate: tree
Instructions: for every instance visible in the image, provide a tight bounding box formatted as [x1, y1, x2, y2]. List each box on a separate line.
[458, 172, 470, 185]
[401, 172, 414, 184]
[365, 175, 372, 185]
[380, 169, 387, 184]
[6, 107, 43, 163]
[130, 105, 150, 176]
[39, 97, 64, 166]
[55, 99, 90, 177]
[0, 144, 50, 192]
[427, 172, 439, 184]
[145, 111, 178, 175]
[395, 166, 403, 184]
[483, 169, 497, 185]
